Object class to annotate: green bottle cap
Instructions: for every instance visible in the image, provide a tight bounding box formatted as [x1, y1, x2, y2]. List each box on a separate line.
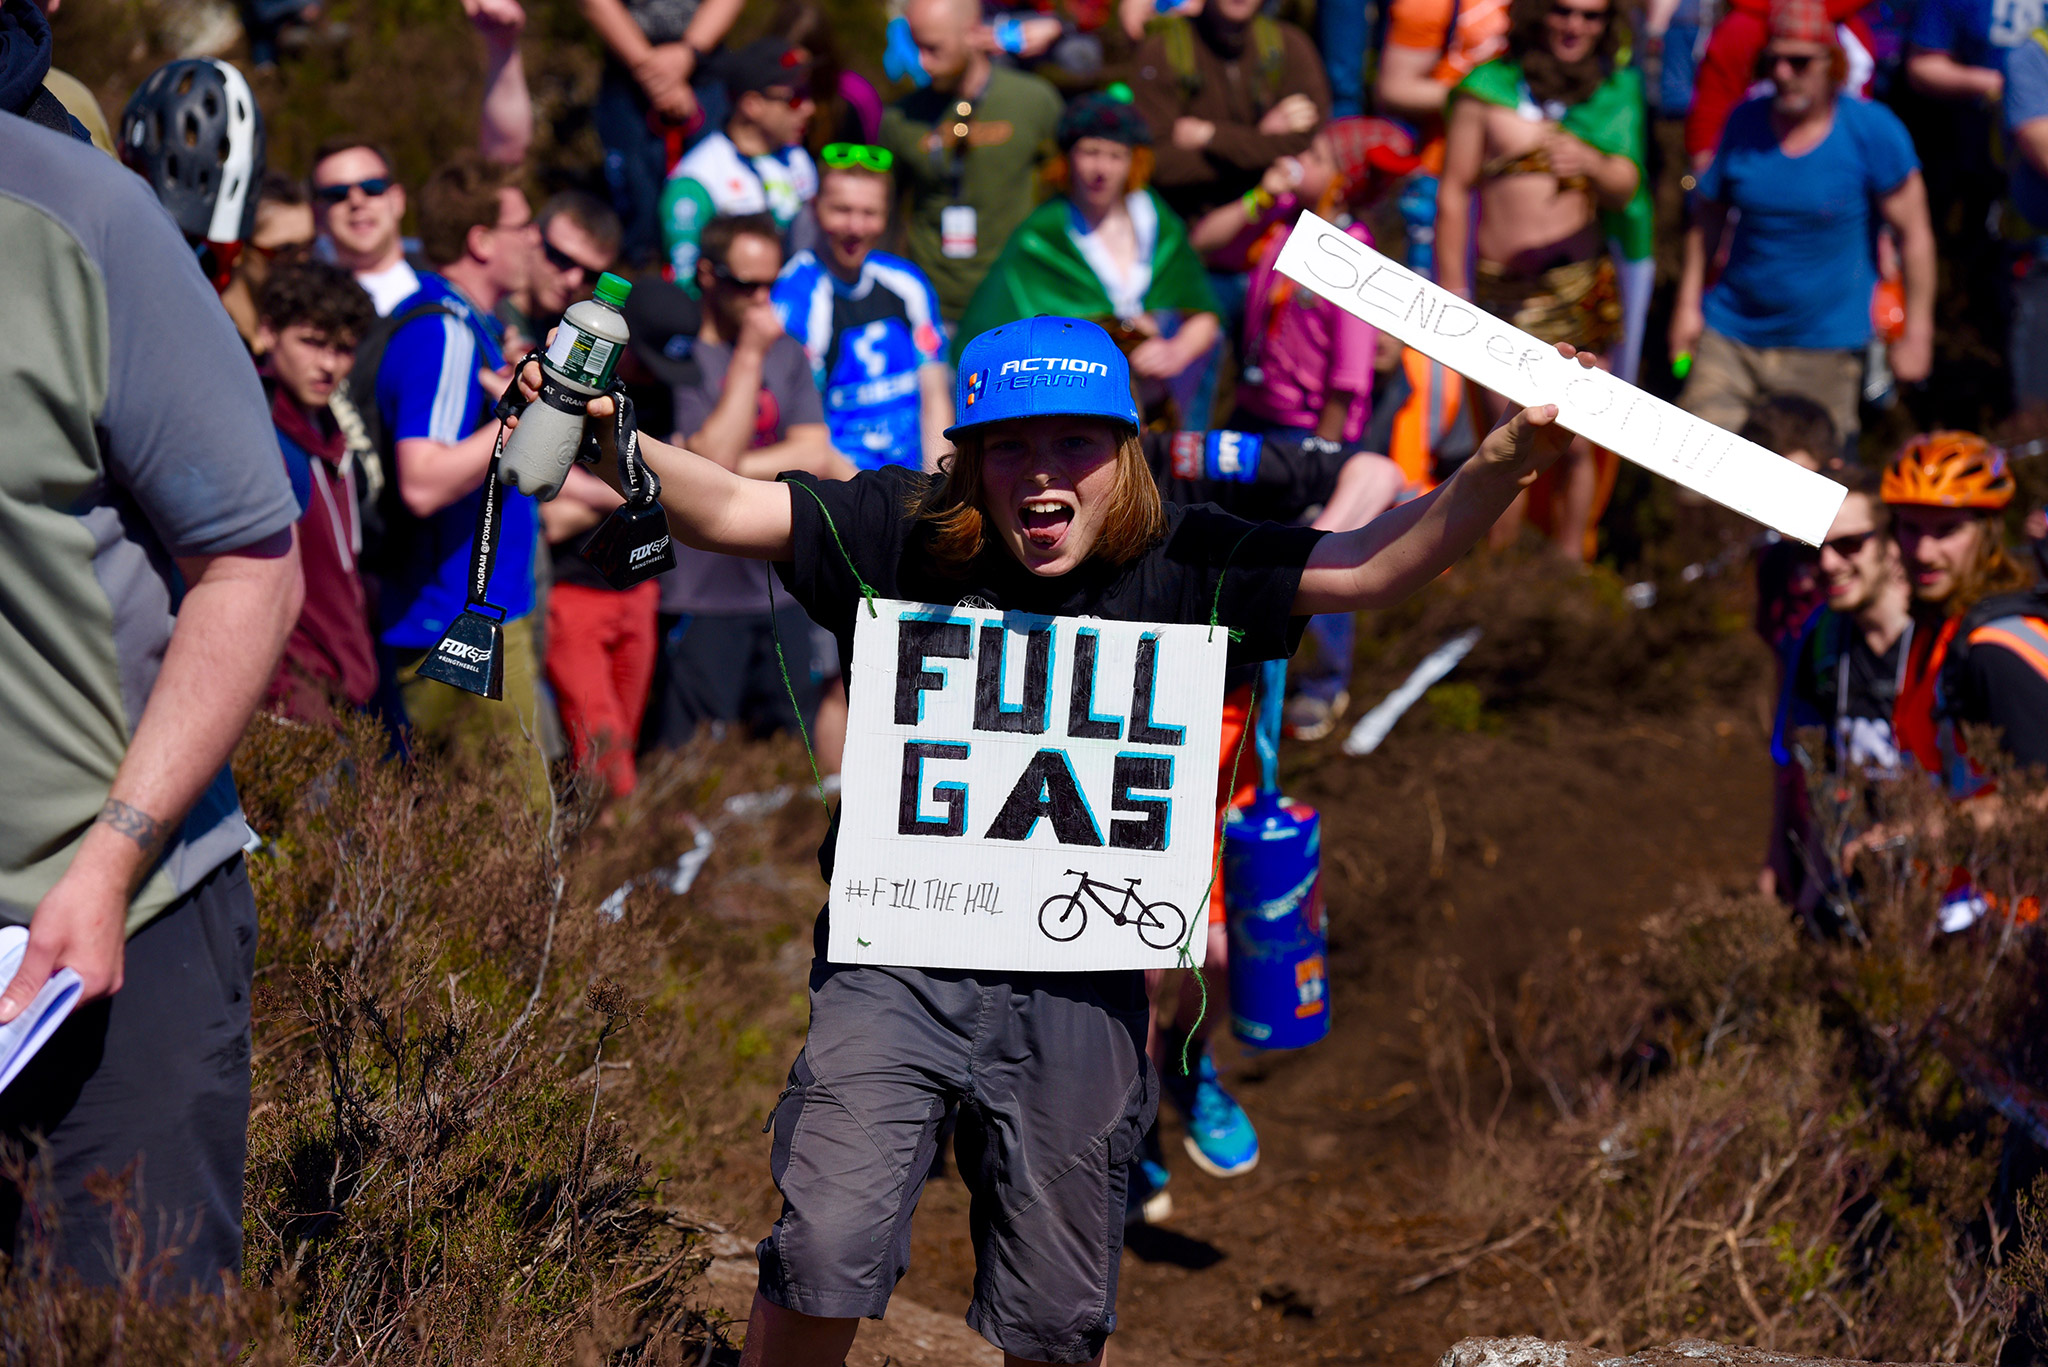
[593, 272, 633, 309]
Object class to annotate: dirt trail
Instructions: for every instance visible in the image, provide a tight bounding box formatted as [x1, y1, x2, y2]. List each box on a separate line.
[657, 539, 1778, 1364]
[678, 699, 1771, 1365]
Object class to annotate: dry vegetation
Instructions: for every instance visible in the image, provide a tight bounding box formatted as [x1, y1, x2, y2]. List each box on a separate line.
[1415, 741, 2048, 1362]
[0, 711, 830, 1364]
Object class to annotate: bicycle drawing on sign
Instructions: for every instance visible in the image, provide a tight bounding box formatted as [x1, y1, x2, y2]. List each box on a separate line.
[1037, 869, 1189, 950]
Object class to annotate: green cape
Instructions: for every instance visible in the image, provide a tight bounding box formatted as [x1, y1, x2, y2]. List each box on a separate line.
[1452, 59, 1652, 261]
[952, 189, 1220, 364]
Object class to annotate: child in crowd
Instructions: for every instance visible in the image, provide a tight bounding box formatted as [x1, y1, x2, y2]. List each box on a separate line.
[255, 256, 379, 724]
[516, 316, 1587, 1366]
[1192, 115, 1420, 738]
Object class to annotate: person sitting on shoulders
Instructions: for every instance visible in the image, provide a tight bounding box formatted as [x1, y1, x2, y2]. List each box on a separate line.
[515, 313, 1591, 1367]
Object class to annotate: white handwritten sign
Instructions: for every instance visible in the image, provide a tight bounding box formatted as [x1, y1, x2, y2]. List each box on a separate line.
[1272, 212, 1846, 546]
[831, 600, 1228, 972]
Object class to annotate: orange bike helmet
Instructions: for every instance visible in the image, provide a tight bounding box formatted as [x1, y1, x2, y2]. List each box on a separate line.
[1880, 432, 2015, 509]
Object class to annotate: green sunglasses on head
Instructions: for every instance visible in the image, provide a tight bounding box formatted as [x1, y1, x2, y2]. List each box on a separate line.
[821, 143, 893, 172]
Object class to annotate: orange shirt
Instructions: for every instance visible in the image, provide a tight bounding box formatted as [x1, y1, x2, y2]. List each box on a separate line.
[1384, 0, 1511, 172]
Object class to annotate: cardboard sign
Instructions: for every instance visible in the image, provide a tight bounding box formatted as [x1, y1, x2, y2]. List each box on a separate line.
[831, 600, 1228, 972]
[1271, 213, 1846, 546]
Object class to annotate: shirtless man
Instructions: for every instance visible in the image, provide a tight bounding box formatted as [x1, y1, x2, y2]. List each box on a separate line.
[1435, 0, 1645, 558]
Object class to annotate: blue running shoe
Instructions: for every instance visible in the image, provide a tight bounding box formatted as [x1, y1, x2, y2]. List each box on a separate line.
[1126, 1158, 1173, 1225]
[1175, 1051, 1259, 1178]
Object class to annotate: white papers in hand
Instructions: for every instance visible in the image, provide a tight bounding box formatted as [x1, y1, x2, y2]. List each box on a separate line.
[0, 925, 84, 1094]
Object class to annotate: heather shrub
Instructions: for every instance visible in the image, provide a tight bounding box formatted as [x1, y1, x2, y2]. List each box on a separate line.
[1419, 748, 2048, 1360]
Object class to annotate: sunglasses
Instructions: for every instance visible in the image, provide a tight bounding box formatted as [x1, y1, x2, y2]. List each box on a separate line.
[1822, 529, 1879, 558]
[760, 84, 814, 110]
[1769, 50, 1820, 72]
[542, 237, 603, 274]
[1548, 3, 1610, 23]
[312, 176, 393, 204]
[709, 261, 778, 292]
[821, 142, 894, 172]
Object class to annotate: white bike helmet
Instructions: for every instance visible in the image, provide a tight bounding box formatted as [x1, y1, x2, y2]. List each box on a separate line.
[120, 58, 264, 248]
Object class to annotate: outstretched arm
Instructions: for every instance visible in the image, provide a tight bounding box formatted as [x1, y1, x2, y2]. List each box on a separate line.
[515, 383, 795, 560]
[1293, 351, 1590, 613]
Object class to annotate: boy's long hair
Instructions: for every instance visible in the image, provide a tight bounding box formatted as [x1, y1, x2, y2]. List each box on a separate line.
[912, 426, 1167, 572]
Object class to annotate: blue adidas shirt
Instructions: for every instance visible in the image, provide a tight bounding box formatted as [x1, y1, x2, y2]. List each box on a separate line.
[773, 248, 947, 470]
[1910, 0, 2045, 74]
[374, 273, 540, 647]
[1699, 96, 1919, 351]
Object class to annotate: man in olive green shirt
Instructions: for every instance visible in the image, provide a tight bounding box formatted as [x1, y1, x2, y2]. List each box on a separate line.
[879, 0, 1063, 323]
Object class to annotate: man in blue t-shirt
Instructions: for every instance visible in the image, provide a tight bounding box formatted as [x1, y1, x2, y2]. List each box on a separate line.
[1672, 0, 1934, 446]
[2003, 29, 2048, 404]
[374, 151, 549, 806]
[772, 155, 955, 471]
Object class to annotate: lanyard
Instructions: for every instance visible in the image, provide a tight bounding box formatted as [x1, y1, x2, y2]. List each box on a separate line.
[464, 435, 509, 617]
[929, 91, 981, 201]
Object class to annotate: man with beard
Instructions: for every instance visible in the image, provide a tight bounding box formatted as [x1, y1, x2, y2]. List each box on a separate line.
[1672, 0, 1933, 448]
[1765, 470, 1913, 919]
[1434, 0, 1649, 559]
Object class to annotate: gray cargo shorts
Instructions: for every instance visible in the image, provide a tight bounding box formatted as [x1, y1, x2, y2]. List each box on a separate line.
[757, 951, 1158, 1363]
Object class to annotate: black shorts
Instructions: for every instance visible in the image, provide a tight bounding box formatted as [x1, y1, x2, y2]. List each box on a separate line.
[658, 605, 820, 742]
[758, 950, 1157, 1363]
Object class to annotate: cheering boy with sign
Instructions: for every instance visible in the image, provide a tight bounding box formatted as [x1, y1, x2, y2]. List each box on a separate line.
[522, 315, 1584, 1365]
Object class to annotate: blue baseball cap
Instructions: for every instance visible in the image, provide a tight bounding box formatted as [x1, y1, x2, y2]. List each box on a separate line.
[946, 317, 1140, 440]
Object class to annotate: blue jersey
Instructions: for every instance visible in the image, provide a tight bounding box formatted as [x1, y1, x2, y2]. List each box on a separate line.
[773, 249, 946, 470]
[374, 273, 540, 647]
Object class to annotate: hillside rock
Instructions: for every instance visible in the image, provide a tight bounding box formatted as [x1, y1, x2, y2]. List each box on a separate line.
[1442, 1339, 1962, 1367]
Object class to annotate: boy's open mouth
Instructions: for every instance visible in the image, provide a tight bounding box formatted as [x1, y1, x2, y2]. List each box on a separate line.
[1020, 499, 1074, 551]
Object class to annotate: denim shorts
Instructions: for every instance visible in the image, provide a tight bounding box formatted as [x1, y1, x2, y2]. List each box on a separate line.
[757, 949, 1156, 1363]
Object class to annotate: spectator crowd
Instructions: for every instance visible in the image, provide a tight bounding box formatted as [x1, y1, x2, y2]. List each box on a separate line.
[3, 0, 2048, 1358]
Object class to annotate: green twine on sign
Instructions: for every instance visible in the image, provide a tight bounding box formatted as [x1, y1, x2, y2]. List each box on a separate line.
[769, 479, 881, 823]
[1172, 525, 1263, 1077]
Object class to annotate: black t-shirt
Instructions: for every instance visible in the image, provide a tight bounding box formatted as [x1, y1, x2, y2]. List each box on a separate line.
[775, 462, 1327, 878]
[1792, 612, 1907, 773]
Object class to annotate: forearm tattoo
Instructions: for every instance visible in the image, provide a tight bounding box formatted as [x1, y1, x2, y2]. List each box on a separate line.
[96, 799, 170, 858]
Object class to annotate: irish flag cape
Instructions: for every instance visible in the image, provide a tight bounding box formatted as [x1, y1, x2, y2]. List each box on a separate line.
[953, 189, 1220, 364]
[1453, 59, 1653, 263]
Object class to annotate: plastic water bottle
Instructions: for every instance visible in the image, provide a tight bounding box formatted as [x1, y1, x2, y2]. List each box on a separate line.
[501, 272, 633, 501]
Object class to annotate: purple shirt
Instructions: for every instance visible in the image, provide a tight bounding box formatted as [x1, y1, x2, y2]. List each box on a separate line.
[1237, 216, 1379, 442]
